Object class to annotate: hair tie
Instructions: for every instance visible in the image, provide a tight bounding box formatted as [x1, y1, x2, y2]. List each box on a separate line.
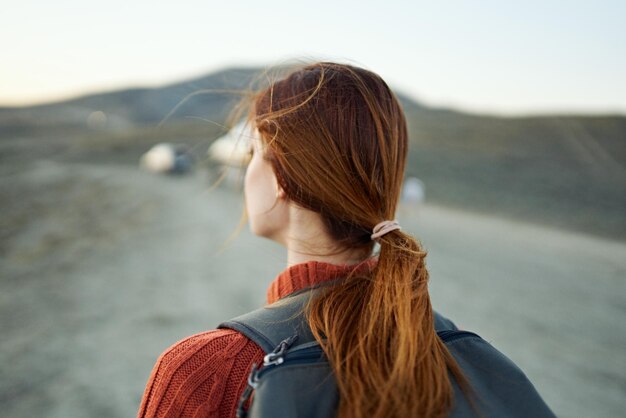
[371, 220, 401, 240]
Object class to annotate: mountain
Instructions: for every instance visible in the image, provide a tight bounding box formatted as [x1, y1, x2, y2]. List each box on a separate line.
[0, 66, 624, 240]
[402, 108, 625, 240]
[0, 67, 265, 136]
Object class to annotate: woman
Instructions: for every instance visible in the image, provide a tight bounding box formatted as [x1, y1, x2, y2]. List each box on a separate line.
[137, 61, 553, 418]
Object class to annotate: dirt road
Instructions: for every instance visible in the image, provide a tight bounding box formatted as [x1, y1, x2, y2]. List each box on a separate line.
[1, 159, 624, 417]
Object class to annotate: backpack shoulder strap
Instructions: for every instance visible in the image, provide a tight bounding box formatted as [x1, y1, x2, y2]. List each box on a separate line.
[218, 288, 319, 353]
[218, 287, 460, 353]
[219, 289, 556, 418]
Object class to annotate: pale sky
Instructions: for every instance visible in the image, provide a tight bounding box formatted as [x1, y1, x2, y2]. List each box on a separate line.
[1, 0, 625, 116]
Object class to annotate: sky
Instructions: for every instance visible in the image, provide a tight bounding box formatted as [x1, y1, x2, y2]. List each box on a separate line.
[1, 0, 625, 116]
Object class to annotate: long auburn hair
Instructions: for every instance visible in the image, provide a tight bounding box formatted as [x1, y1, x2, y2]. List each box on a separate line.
[231, 61, 478, 418]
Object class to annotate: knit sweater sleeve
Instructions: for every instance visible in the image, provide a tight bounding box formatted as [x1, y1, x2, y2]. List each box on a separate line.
[137, 329, 265, 418]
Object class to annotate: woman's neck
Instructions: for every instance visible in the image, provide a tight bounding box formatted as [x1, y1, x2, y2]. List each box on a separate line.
[286, 247, 370, 267]
[282, 202, 371, 267]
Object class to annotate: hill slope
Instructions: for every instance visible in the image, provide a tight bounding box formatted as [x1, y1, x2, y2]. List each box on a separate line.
[0, 66, 624, 240]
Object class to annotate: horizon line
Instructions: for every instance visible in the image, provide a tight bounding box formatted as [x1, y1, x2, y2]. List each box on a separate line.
[1, 63, 625, 119]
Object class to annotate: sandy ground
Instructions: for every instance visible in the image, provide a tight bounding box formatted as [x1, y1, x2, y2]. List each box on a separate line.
[1, 159, 624, 418]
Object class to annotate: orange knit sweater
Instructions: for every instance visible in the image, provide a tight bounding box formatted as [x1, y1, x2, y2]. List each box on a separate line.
[137, 258, 378, 418]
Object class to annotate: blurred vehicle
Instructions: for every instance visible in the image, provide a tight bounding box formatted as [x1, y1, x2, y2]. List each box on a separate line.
[139, 143, 193, 174]
[207, 120, 254, 167]
[205, 121, 255, 187]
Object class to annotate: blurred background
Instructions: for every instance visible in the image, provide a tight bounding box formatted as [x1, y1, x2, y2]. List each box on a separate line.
[1, 1, 625, 417]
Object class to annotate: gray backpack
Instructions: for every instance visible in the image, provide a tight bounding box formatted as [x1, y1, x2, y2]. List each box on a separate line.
[218, 286, 555, 418]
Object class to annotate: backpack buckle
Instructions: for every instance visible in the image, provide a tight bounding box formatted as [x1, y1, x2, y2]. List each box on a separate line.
[263, 334, 299, 366]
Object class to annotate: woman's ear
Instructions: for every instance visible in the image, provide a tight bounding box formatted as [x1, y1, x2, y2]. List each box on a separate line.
[276, 185, 287, 199]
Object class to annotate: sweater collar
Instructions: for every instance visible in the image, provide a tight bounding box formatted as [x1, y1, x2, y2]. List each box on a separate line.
[266, 257, 379, 304]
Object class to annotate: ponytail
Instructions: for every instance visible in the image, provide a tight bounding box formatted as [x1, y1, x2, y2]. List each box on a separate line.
[305, 229, 478, 418]
[240, 60, 481, 417]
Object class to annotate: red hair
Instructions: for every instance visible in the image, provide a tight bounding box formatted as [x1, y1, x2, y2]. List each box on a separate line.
[231, 61, 478, 418]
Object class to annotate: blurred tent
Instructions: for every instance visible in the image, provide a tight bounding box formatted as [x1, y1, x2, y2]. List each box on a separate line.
[398, 176, 426, 219]
[402, 177, 425, 204]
